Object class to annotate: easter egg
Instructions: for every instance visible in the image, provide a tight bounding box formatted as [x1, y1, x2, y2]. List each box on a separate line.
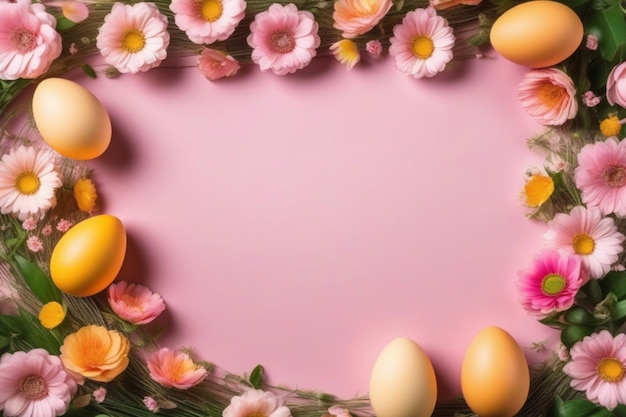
[461, 326, 530, 417]
[369, 338, 437, 417]
[32, 78, 111, 160]
[50, 215, 126, 297]
[490, 1, 583, 68]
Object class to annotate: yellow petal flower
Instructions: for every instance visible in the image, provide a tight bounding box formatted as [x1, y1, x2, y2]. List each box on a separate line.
[524, 174, 554, 207]
[38, 301, 65, 329]
[600, 115, 622, 137]
[330, 39, 360, 70]
[73, 177, 97, 213]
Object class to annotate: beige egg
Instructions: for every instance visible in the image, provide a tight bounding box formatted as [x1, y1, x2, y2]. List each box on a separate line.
[32, 78, 111, 160]
[369, 338, 437, 417]
[490, 0, 583, 68]
[461, 326, 530, 417]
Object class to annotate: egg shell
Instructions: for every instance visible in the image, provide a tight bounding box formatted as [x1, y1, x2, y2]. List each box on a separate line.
[32, 78, 111, 160]
[50, 215, 127, 297]
[369, 338, 437, 417]
[461, 326, 530, 417]
[490, 1, 583, 68]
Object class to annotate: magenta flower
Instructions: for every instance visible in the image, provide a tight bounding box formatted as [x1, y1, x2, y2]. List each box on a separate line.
[575, 138, 626, 217]
[388, 7, 455, 79]
[563, 331, 626, 410]
[223, 389, 291, 417]
[517, 249, 586, 317]
[607, 62, 626, 109]
[170, 0, 246, 44]
[96, 2, 170, 74]
[197, 48, 240, 80]
[247, 3, 320, 75]
[518, 68, 578, 126]
[0, 1, 62, 80]
[108, 281, 165, 325]
[544, 206, 625, 279]
[0, 349, 77, 417]
[146, 348, 207, 389]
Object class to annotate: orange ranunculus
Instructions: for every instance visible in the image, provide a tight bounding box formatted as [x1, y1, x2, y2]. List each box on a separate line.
[60, 325, 130, 382]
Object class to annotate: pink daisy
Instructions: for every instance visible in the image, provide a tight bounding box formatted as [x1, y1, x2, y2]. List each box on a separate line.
[146, 348, 207, 389]
[388, 7, 455, 79]
[223, 389, 291, 417]
[563, 331, 626, 410]
[0, 349, 77, 417]
[247, 3, 320, 75]
[170, 0, 245, 44]
[575, 137, 626, 217]
[0, 146, 61, 221]
[108, 281, 166, 325]
[517, 249, 586, 317]
[96, 2, 170, 74]
[518, 68, 578, 126]
[544, 206, 625, 279]
[0, 1, 62, 80]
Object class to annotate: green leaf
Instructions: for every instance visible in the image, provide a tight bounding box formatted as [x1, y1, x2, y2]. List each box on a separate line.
[612, 405, 626, 417]
[585, 279, 605, 305]
[14, 255, 61, 304]
[565, 306, 596, 324]
[249, 364, 264, 389]
[551, 398, 601, 417]
[600, 270, 626, 299]
[586, 6, 626, 63]
[18, 309, 62, 354]
[82, 64, 97, 79]
[55, 16, 76, 31]
[0, 314, 26, 337]
[613, 300, 626, 320]
[561, 324, 594, 348]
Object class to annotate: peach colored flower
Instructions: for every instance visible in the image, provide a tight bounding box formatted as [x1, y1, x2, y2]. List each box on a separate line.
[197, 48, 240, 80]
[108, 281, 165, 325]
[45, 0, 89, 23]
[333, 0, 392, 38]
[518, 68, 577, 126]
[429, 0, 481, 10]
[147, 348, 207, 389]
[223, 389, 291, 417]
[607, 62, 626, 109]
[60, 325, 130, 383]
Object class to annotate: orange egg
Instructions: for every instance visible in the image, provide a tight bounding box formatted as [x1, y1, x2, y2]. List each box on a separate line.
[490, 1, 583, 68]
[461, 326, 529, 417]
[32, 78, 111, 160]
[50, 215, 126, 297]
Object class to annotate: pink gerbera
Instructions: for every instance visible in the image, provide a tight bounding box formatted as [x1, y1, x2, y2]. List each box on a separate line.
[388, 7, 455, 79]
[0, 1, 62, 80]
[517, 249, 586, 317]
[575, 137, 626, 217]
[170, 0, 245, 44]
[223, 389, 292, 417]
[96, 2, 170, 74]
[247, 3, 320, 75]
[544, 206, 625, 279]
[563, 331, 626, 410]
[518, 68, 578, 126]
[0, 349, 77, 417]
[108, 281, 166, 325]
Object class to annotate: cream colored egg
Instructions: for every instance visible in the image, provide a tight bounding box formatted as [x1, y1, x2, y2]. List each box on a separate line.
[50, 215, 127, 297]
[369, 338, 437, 417]
[461, 326, 530, 417]
[490, 1, 583, 68]
[32, 78, 111, 160]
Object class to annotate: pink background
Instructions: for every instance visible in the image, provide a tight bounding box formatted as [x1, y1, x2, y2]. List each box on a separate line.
[74, 53, 553, 399]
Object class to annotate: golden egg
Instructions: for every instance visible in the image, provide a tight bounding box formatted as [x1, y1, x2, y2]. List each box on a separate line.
[461, 326, 530, 417]
[490, 0, 583, 68]
[369, 338, 437, 417]
[50, 215, 126, 297]
[32, 78, 111, 160]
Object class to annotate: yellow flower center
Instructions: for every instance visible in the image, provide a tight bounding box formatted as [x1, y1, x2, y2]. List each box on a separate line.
[602, 164, 626, 188]
[572, 233, 595, 255]
[121, 30, 145, 53]
[597, 357, 625, 382]
[541, 273, 566, 296]
[411, 36, 434, 59]
[537, 82, 565, 109]
[19, 375, 49, 400]
[201, 0, 223, 22]
[15, 171, 40, 195]
[121, 294, 144, 312]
